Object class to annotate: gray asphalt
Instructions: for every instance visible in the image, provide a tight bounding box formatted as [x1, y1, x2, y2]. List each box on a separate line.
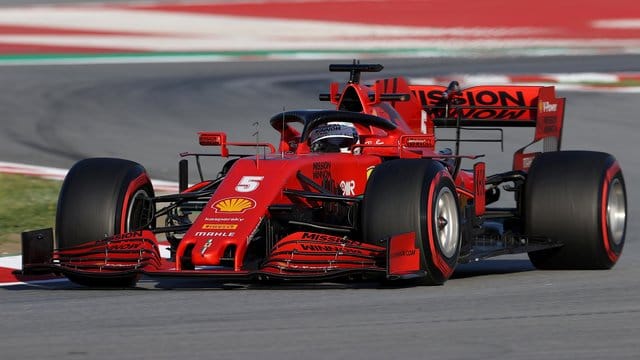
[1, 56, 639, 359]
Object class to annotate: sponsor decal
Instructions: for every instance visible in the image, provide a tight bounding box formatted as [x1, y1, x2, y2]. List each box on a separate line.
[301, 232, 345, 243]
[108, 242, 143, 251]
[414, 89, 528, 119]
[107, 231, 144, 241]
[235, 176, 264, 192]
[300, 233, 362, 247]
[388, 232, 420, 274]
[312, 161, 331, 180]
[194, 231, 236, 237]
[417, 89, 526, 107]
[310, 124, 353, 139]
[299, 243, 363, 255]
[202, 223, 238, 230]
[212, 197, 256, 213]
[539, 101, 558, 113]
[204, 217, 244, 222]
[200, 239, 213, 255]
[340, 180, 356, 196]
[391, 249, 417, 257]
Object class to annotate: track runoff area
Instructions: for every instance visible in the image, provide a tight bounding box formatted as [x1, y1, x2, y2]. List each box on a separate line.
[0, 0, 636, 62]
[1, 0, 639, 285]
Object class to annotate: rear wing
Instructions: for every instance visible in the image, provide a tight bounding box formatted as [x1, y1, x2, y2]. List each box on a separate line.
[408, 84, 566, 171]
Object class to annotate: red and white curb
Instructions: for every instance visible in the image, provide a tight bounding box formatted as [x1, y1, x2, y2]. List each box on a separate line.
[0, 0, 637, 58]
[0, 256, 65, 287]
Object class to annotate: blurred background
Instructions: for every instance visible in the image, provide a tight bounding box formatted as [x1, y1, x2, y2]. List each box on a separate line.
[0, 1, 639, 359]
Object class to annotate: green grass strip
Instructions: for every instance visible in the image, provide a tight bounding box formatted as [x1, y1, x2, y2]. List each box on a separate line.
[0, 49, 449, 60]
[0, 47, 528, 64]
[0, 174, 60, 251]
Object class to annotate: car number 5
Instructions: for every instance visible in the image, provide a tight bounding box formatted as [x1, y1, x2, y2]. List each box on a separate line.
[235, 176, 264, 192]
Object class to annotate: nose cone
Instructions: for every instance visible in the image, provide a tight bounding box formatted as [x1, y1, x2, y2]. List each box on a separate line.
[190, 234, 236, 266]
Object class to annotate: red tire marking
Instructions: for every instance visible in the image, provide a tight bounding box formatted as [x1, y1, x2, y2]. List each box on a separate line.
[119, 173, 151, 233]
[426, 170, 454, 278]
[601, 161, 622, 263]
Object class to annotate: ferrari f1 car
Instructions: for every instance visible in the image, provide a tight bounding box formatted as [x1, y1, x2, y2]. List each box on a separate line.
[20, 62, 627, 287]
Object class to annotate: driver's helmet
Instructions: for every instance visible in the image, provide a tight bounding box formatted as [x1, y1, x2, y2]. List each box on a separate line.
[309, 122, 358, 153]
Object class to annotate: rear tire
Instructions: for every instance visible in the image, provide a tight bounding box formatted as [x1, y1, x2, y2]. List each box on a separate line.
[362, 159, 461, 285]
[56, 158, 155, 249]
[525, 151, 626, 269]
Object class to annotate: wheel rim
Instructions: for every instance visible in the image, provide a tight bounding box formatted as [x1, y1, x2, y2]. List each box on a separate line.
[435, 187, 459, 258]
[607, 178, 626, 245]
[126, 189, 153, 231]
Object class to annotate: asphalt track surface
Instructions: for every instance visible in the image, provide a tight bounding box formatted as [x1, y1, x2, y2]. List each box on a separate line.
[1, 56, 639, 359]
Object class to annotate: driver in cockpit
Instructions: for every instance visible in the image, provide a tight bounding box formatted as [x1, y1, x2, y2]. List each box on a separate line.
[308, 122, 359, 153]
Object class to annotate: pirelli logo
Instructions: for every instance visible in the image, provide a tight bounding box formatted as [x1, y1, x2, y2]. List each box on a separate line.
[202, 223, 238, 230]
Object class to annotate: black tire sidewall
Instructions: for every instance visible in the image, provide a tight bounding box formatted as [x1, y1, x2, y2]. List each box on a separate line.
[56, 158, 153, 249]
[525, 151, 626, 269]
[362, 159, 460, 284]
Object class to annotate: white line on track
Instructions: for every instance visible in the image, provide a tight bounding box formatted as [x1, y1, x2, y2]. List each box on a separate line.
[592, 19, 640, 29]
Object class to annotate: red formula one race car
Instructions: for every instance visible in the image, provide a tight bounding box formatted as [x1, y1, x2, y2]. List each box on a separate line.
[20, 62, 627, 287]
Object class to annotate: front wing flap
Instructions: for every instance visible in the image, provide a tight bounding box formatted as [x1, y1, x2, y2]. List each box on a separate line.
[19, 230, 391, 284]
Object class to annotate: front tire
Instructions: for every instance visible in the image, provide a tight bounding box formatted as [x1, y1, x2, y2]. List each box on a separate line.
[525, 151, 626, 269]
[362, 159, 461, 285]
[56, 158, 155, 249]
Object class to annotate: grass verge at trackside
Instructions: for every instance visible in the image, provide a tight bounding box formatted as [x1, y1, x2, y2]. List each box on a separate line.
[0, 47, 612, 66]
[0, 173, 60, 255]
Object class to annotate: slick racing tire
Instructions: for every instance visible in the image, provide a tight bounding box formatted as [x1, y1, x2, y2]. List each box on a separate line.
[362, 159, 461, 285]
[56, 158, 155, 249]
[525, 151, 626, 269]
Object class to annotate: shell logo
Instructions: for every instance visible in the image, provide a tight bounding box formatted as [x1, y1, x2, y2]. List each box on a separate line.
[212, 197, 256, 213]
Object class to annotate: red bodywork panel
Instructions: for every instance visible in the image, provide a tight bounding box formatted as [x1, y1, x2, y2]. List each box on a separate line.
[177, 152, 382, 271]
